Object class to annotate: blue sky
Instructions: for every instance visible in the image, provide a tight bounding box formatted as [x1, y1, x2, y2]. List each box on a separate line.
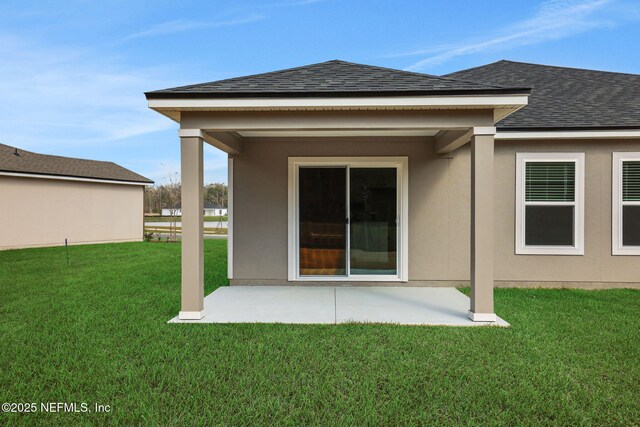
[1, 0, 639, 184]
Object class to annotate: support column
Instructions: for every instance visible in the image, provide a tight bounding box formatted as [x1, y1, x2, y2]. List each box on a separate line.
[469, 128, 496, 322]
[179, 136, 205, 320]
[227, 156, 234, 280]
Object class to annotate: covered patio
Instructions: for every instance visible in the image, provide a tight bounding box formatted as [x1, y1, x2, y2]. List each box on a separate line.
[146, 60, 529, 325]
[169, 286, 509, 326]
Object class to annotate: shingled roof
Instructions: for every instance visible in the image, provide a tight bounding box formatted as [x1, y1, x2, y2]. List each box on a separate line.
[145, 59, 530, 99]
[0, 144, 153, 184]
[446, 60, 640, 130]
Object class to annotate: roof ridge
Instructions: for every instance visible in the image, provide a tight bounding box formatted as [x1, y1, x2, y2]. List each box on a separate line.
[147, 60, 346, 93]
[455, 59, 640, 78]
[0, 143, 152, 183]
[329, 59, 510, 90]
[0, 143, 34, 155]
[439, 61, 529, 88]
[444, 59, 508, 77]
[146, 59, 527, 95]
[446, 60, 640, 130]
[508, 60, 640, 78]
[3, 144, 120, 167]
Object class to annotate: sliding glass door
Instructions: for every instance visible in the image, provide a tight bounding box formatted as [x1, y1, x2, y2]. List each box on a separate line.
[349, 168, 397, 276]
[298, 167, 347, 276]
[297, 164, 400, 279]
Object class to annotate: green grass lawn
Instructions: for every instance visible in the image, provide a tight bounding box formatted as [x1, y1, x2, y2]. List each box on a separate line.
[1, 241, 639, 425]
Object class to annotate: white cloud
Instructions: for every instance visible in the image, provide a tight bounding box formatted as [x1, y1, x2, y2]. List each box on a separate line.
[122, 15, 265, 41]
[402, 0, 617, 71]
[0, 34, 177, 151]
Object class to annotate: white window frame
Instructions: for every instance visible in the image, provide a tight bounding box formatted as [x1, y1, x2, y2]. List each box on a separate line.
[612, 152, 640, 255]
[288, 157, 409, 282]
[515, 152, 585, 255]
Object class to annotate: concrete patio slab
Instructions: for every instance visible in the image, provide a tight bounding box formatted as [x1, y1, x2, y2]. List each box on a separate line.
[169, 286, 336, 324]
[169, 286, 509, 326]
[336, 287, 508, 326]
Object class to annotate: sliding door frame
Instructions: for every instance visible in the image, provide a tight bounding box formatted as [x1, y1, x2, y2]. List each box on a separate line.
[288, 156, 409, 282]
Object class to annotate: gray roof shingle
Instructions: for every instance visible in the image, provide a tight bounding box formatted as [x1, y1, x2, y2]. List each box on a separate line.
[0, 144, 153, 184]
[145, 59, 530, 99]
[445, 60, 640, 130]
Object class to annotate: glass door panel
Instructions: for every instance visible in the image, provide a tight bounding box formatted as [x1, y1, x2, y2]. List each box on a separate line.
[298, 167, 347, 276]
[349, 168, 397, 275]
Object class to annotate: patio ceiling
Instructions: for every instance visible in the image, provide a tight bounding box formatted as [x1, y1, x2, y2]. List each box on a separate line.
[236, 129, 441, 137]
[175, 107, 510, 156]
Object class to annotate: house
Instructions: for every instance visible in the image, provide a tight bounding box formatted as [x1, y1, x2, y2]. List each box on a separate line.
[161, 202, 227, 217]
[145, 59, 640, 321]
[0, 144, 152, 249]
[205, 204, 227, 217]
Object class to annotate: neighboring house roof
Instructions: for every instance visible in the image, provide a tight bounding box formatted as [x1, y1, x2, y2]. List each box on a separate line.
[0, 144, 153, 184]
[145, 59, 530, 99]
[445, 60, 640, 131]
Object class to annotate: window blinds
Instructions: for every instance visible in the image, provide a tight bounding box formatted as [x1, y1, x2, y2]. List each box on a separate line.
[622, 161, 640, 202]
[525, 162, 575, 202]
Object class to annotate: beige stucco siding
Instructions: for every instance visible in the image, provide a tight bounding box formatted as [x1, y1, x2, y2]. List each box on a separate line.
[231, 137, 640, 286]
[493, 139, 640, 284]
[0, 176, 144, 249]
[233, 136, 465, 282]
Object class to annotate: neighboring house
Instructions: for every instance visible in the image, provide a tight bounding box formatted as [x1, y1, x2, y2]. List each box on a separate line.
[145, 59, 640, 321]
[0, 144, 153, 249]
[161, 202, 227, 217]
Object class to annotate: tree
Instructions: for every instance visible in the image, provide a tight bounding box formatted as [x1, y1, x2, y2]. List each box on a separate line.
[162, 172, 181, 242]
[204, 183, 228, 208]
[144, 186, 162, 215]
[144, 178, 229, 235]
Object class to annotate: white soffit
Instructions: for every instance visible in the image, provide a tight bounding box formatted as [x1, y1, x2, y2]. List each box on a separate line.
[237, 129, 440, 137]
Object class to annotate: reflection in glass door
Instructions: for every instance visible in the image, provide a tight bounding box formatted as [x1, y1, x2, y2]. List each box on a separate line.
[297, 165, 399, 278]
[349, 168, 397, 275]
[298, 167, 347, 276]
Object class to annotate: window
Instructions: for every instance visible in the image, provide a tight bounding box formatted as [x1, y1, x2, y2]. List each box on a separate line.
[515, 153, 585, 255]
[612, 152, 640, 255]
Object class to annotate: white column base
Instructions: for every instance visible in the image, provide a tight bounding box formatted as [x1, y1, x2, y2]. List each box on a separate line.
[468, 311, 497, 322]
[179, 310, 206, 320]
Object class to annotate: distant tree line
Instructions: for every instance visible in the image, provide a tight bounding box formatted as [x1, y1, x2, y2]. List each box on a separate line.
[204, 183, 228, 210]
[144, 182, 228, 215]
